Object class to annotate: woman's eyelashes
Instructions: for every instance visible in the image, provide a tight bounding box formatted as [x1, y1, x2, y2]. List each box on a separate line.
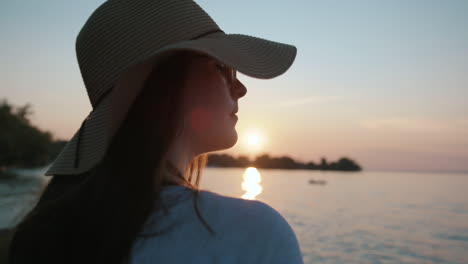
[215, 63, 236, 86]
[215, 63, 227, 76]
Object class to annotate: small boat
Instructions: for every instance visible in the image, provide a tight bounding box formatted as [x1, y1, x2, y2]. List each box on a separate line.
[308, 179, 327, 185]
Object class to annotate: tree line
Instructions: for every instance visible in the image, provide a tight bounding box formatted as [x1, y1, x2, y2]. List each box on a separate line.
[0, 99, 66, 174]
[207, 153, 362, 171]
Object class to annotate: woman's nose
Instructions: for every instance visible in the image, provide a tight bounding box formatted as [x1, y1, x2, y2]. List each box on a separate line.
[232, 80, 247, 99]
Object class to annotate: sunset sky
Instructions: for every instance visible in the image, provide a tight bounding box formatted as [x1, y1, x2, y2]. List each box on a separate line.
[1, 0, 467, 172]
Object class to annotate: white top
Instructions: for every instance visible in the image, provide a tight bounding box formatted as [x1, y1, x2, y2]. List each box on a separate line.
[129, 185, 304, 264]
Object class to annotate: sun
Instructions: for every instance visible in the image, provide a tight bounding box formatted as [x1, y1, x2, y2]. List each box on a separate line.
[244, 130, 264, 150]
[247, 134, 259, 145]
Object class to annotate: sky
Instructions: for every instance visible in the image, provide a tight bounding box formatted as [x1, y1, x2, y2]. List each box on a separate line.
[1, 0, 467, 172]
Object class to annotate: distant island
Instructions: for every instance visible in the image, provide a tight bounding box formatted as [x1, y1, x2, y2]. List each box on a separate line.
[207, 153, 362, 171]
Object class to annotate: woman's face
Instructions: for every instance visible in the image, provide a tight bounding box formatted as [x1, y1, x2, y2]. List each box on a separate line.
[182, 54, 247, 154]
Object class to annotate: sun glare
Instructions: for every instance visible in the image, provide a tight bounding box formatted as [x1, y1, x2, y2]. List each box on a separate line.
[244, 130, 265, 149]
[247, 134, 259, 145]
[241, 167, 263, 200]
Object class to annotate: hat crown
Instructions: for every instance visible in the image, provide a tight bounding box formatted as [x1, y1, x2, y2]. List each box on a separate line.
[76, 0, 222, 108]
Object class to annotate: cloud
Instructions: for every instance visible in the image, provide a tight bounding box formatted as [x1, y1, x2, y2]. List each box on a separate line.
[278, 95, 340, 108]
[360, 117, 467, 133]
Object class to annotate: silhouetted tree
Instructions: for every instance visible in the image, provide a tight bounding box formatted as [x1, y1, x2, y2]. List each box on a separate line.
[253, 154, 272, 168]
[336, 157, 362, 171]
[272, 156, 297, 169]
[320, 157, 328, 170]
[306, 161, 317, 170]
[0, 98, 65, 171]
[237, 155, 251, 167]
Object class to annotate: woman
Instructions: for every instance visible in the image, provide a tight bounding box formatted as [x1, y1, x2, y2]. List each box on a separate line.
[8, 0, 301, 263]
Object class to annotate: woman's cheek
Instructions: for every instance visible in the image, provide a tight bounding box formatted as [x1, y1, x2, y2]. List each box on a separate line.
[188, 106, 214, 134]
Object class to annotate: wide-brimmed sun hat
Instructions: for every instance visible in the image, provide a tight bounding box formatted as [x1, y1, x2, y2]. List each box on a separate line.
[44, 0, 297, 176]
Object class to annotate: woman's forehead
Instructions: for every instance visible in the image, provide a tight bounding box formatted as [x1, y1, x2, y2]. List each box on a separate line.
[192, 53, 233, 69]
[192, 53, 217, 62]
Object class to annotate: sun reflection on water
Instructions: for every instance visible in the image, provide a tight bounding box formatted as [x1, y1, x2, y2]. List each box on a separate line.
[241, 167, 263, 200]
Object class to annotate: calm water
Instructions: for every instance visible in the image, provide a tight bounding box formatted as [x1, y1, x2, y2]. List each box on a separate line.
[200, 168, 468, 264]
[1, 167, 467, 263]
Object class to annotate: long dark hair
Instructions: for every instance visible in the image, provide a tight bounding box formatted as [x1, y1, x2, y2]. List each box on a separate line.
[8, 51, 215, 264]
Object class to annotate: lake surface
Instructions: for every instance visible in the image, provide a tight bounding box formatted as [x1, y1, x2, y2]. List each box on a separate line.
[201, 168, 468, 264]
[1, 167, 467, 264]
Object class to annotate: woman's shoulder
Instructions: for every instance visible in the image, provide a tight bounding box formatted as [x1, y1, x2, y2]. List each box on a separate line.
[197, 189, 293, 233]
[197, 189, 303, 263]
[198, 189, 271, 213]
[146, 187, 303, 263]
[159, 186, 290, 229]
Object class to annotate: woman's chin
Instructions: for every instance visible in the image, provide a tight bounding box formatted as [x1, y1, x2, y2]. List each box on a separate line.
[208, 130, 238, 152]
[226, 130, 238, 148]
[195, 123, 238, 153]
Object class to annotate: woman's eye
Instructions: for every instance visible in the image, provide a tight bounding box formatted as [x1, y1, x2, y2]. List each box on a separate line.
[216, 63, 225, 71]
[215, 63, 236, 86]
[216, 64, 228, 80]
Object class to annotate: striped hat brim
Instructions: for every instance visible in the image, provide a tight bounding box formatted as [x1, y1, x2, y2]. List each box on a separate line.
[44, 32, 297, 176]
